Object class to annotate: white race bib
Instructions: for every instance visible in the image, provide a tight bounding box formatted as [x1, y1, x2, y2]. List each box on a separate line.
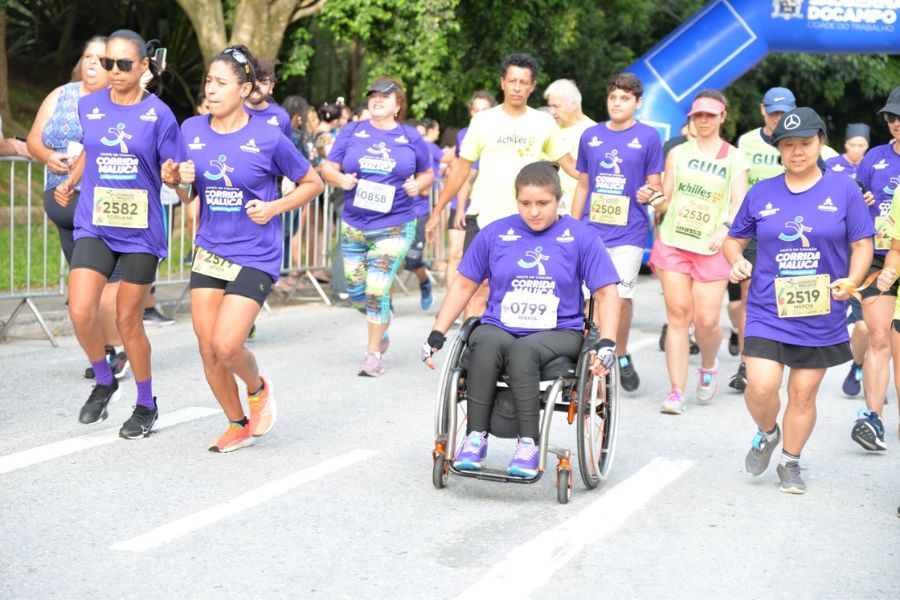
[353, 179, 395, 214]
[500, 291, 559, 330]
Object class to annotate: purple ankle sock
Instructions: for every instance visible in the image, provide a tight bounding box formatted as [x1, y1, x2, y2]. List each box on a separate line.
[136, 378, 156, 410]
[91, 358, 114, 386]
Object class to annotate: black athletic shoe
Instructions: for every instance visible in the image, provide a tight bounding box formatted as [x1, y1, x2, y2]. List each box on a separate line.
[660, 324, 700, 355]
[143, 307, 175, 326]
[119, 400, 159, 439]
[618, 354, 640, 392]
[729, 362, 747, 392]
[111, 351, 130, 379]
[79, 380, 121, 424]
[84, 345, 116, 379]
[728, 330, 739, 356]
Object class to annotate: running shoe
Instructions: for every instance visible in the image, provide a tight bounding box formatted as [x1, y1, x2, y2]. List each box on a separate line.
[358, 352, 385, 377]
[745, 425, 781, 476]
[507, 437, 540, 478]
[208, 422, 254, 453]
[851, 409, 887, 452]
[119, 401, 158, 439]
[689, 337, 700, 355]
[453, 431, 488, 471]
[841, 363, 863, 397]
[248, 377, 276, 437]
[728, 362, 747, 392]
[78, 380, 121, 424]
[728, 330, 739, 356]
[660, 389, 686, 415]
[111, 351, 130, 380]
[143, 306, 175, 325]
[696, 361, 719, 403]
[420, 280, 433, 311]
[777, 461, 806, 494]
[84, 345, 116, 379]
[618, 354, 640, 392]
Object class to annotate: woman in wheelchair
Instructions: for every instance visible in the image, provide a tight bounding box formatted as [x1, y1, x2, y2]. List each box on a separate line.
[423, 162, 621, 477]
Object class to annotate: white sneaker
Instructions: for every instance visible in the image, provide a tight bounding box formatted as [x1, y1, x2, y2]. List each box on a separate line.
[696, 360, 719, 403]
[660, 389, 686, 415]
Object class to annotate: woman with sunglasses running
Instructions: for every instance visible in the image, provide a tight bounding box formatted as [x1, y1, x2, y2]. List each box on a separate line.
[56, 30, 184, 438]
[175, 46, 323, 452]
[853, 86, 900, 453]
[27, 36, 132, 381]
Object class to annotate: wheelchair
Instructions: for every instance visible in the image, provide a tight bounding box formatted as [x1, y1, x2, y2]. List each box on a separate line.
[431, 313, 620, 504]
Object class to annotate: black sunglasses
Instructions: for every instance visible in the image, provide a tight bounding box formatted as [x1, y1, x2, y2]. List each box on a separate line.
[101, 57, 135, 72]
[885, 113, 900, 124]
[223, 48, 252, 77]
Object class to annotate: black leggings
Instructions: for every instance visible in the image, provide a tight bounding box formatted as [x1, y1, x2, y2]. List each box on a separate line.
[466, 324, 582, 439]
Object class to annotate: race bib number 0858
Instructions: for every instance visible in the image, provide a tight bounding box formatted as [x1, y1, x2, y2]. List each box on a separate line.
[353, 179, 395, 214]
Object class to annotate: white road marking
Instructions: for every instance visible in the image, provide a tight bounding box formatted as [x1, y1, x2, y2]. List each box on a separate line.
[454, 457, 694, 599]
[111, 449, 378, 552]
[0, 407, 220, 475]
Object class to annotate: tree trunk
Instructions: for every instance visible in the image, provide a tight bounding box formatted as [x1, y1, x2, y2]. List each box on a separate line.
[176, 0, 326, 66]
[174, 0, 228, 66]
[0, 7, 9, 127]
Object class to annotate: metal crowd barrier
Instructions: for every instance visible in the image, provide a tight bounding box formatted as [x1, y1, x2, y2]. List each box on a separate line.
[0, 157, 62, 346]
[1, 157, 453, 345]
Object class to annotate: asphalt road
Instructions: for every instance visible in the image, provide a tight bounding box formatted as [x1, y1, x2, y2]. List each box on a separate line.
[1, 274, 898, 599]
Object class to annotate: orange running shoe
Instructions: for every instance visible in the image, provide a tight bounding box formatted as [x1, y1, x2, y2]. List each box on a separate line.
[208, 422, 254, 453]
[248, 376, 276, 437]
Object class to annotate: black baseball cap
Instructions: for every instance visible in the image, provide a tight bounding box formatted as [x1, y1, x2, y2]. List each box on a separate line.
[877, 86, 900, 116]
[770, 107, 827, 146]
[366, 78, 401, 96]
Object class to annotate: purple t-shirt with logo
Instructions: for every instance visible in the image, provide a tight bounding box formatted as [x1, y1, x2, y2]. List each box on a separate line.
[729, 171, 873, 346]
[575, 121, 663, 248]
[182, 115, 310, 281]
[412, 140, 443, 218]
[327, 121, 431, 229]
[825, 154, 860, 180]
[453, 127, 481, 211]
[857, 143, 900, 255]
[459, 214, 620, 337]
[245, 102, 292, 138]
[75, 89, 184, 257]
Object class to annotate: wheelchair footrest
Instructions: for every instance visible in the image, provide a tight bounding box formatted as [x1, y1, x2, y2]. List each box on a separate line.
[450, 465, 544, 484]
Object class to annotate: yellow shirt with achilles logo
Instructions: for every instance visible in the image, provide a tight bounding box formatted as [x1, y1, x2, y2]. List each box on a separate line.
[460, 105, 570, 228]
[660, 139, 750, 255]
[885, 187, 900, 320]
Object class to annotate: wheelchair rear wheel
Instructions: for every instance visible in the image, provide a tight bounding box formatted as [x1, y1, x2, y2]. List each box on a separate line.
[575, 353, 620, 489]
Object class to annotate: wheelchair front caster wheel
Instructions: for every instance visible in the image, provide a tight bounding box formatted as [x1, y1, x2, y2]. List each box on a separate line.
[557, 468, 571, 504]
[432, 454, 448, 489]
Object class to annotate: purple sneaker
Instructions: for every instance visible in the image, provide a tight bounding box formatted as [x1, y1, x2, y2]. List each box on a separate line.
[453, 431, 488, 471]
[358, 352, 384, 377]
[507, 437, 540, 478]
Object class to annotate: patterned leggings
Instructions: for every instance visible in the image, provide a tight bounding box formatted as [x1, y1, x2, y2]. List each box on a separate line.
[342, 219, 416, 324]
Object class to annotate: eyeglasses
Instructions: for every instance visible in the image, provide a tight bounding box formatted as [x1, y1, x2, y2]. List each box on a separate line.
[885, 113, 900, 124]
[223, 48, 251, 77]
[101, 57, 134, 72]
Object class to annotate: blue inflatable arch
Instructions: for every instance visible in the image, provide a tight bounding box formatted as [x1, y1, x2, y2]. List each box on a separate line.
[627, 0, 900, 140]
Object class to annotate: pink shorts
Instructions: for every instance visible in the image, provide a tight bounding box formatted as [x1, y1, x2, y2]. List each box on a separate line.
[649, 239, 731, 282]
